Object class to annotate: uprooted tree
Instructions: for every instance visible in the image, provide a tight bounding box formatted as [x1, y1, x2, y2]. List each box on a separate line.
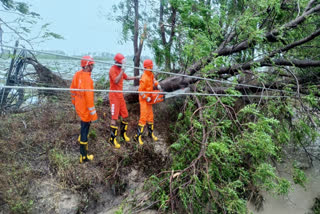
[155, 0, 320, 93]
[115, 0, 320, 213]
[0, 0, 64, 113]
[0, 48, 69, 112]
[117, 0, 320, 99]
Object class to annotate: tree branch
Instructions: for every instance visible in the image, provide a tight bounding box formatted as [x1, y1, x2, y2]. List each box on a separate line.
[0, 18, 33, 48]
[269, 28, 320, 58]
[168, 7, 177, 46]
[216, 58, 320, 75]
[266, 3, 320, 42]
[217, 27, 320, 75]
[183, 2, 320, 78]
[217, 3, 320, 57]
[266, 59, 320, 67]
[305, 0, 317, 12]
[133, 0, 139, 54]
[159, 0, 166, 46]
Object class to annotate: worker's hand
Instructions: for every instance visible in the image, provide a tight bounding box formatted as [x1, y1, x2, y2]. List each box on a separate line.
[121, 59, 126, 70]
[146, 97, 151, 102]
[157, 84, 162, 91]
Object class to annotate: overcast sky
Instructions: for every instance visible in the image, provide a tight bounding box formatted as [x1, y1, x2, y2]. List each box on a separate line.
[1, 0, 139, 56]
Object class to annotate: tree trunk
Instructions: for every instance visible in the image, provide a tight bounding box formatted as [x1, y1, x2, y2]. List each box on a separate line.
[159, 1, 176, 71]
[0, 40, 19, 111]
[133, 0, 142, 86]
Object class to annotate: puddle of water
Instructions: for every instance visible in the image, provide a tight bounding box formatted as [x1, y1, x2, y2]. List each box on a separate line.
[248, 140, 320, 214]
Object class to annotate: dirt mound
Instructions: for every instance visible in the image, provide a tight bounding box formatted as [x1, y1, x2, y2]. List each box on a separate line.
[0, 97, 182, 213]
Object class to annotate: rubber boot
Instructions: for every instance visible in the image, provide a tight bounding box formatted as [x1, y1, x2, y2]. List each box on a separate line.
[147, 122, 158, 141]
[120, 121, 130, 142]
[134, 124, 144, 145]
[109, 125, 121, 149]
[78, 135, 89, 151]
[79, 141, 94, 163]
[78, 134, 89, 142]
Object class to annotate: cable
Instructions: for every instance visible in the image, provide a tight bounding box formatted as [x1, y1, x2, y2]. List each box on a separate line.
[0, 85, 293, 98]
[2, 45, 297, 95]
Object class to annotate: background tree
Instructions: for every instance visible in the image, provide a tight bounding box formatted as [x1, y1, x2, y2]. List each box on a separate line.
[112, 0, 152, 85]
[1, 0, 35, 14]
[112, 0, 180, 73]
[148, 0, 178, 71]
[0, 0, 63, 48]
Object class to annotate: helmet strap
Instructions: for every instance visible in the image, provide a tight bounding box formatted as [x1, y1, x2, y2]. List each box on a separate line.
[115, 61, 122, 68]
[83, 65, 92, 72]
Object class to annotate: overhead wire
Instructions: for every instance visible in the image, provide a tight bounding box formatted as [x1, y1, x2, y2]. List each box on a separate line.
[1, 44, 297, 96]
[0, 85, 293, 98]
[0, 76, 295, 99]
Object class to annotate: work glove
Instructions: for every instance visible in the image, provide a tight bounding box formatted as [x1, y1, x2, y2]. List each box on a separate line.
[146, 97, 151, 102]
[157, 84, 162, 90]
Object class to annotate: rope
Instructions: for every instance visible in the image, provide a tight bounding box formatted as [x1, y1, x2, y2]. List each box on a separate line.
[0, 85, 293, 98]
[1, 45, 297, 95]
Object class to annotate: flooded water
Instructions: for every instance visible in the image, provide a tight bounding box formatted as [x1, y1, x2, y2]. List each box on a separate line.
[248, 140, 320, 214]
[0, 56, 137, 108]
[0, 56, 135, 87]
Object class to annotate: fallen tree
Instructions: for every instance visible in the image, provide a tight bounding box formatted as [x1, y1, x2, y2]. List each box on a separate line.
[119, 1, 320, 213]
[0, 49, 69, 113]
[121, 1, 320, 104]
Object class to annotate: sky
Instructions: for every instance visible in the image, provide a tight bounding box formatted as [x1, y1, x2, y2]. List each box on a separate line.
[1, 0, 142, 56]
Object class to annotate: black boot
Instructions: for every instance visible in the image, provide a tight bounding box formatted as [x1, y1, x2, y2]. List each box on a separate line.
[109, 125, 121, 149]
[147, 123, 158, 141]
[120, 121, 130, 142]
[134, 124, 144, 145]
[79, 141, 94, 163]
[78, 135, 89, 151]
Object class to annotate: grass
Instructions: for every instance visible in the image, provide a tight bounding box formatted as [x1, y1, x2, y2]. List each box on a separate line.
[311, 196, 320, 214]
[0, 98, 178, 213]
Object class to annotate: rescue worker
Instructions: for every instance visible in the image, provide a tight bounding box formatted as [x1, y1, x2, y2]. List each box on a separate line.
[109, 53, 137, 149]
[70, 55, 98, 163]
[134, 59, 161, 145]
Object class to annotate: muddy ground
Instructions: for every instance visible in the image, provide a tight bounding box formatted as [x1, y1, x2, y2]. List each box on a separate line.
[0, 96, 183, 214]
[0, 95, 319, 214]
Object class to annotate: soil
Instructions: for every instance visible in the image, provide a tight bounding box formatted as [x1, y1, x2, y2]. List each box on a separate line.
[0, 97, 183, 213]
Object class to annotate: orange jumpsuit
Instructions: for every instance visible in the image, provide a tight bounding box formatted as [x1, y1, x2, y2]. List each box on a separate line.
[70, 70, 98, 122]
[109, 65, 128, 120]
[138, 70, 159, 125]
